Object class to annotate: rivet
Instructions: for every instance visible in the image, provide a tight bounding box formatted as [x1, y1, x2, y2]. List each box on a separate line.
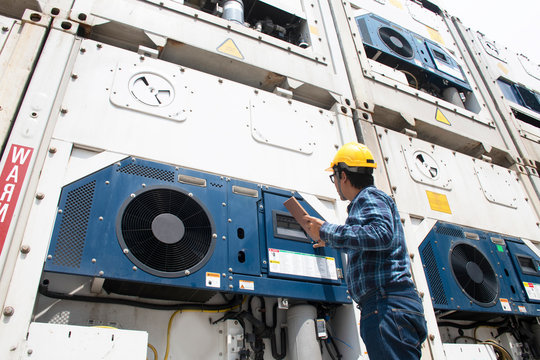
[132, 266, 137, 271]
[229, 284, 233, 289]
[98, 271, 104, 276]
[3, 306, 15, 316]
[99, 216, 103, 221]
[71, 73, 78, 79]
[36, 193, 45, 200]
[47, 255, 52, 260]
[228, 268, 233, 272]
[429, 334, 435, 341]
[185, 270, 190, 275]
[228, 276, 233, 280]
[123, 249, 129, 254]
[60, 108, 68, 114]
[91, 258, 96, 263]
[20, 245, 31, 254]
[49, 147, 57, 154]
[212, 234, 218, 239]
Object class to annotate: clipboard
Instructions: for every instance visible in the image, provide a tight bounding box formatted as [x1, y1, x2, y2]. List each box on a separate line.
[283, 197, 311, 235]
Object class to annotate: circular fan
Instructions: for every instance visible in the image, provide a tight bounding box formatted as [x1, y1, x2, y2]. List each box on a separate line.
[450, 243, 499, 306]
[378, 26, 414, 59]
[117, 187, 216, 278]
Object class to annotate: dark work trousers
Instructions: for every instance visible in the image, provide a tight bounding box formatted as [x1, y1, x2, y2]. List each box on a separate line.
[358, 284, 427, 360]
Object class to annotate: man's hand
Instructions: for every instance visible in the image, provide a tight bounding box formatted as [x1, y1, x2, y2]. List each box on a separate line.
[303, 215, 326, 248]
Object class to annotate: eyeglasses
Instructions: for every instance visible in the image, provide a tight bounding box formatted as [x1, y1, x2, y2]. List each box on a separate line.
[329, 173, 335, 183]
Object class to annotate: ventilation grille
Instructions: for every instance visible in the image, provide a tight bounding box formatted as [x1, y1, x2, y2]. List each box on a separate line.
[421, 241, 448, 305]
[118, 188, 215, 277]
[378, 26, 414, 59]
[117, 163, 175, 182]
[436, 225, 464, 238]
[53, 181, 96, 268]
[450, 243, 499, 306]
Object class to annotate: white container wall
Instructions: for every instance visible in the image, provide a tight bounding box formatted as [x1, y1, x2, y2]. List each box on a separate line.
[329, 0, 520, 167]
[68, 0, 354, 109]
[0, 18, 364, 359]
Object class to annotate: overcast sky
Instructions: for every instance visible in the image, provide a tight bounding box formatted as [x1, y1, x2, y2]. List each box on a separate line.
[440, 0, 540, 65]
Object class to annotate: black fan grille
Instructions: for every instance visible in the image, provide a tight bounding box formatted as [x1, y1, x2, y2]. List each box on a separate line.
[53, 180, 96, 268]
[450, 243, 499, 306]
[421, 242, 448, 305]
[378, 26, 414, 59]
[118, 188, 215, 277]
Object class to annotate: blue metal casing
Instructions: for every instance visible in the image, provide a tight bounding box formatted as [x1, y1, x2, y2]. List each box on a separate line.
[355, 13, 471, 92]
[419, 222, 540, 318]
[44, 157, 350, 303]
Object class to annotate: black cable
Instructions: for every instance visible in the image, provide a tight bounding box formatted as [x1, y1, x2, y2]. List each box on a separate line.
[438, 318, 508, 330]
[38, 280, 242, 311]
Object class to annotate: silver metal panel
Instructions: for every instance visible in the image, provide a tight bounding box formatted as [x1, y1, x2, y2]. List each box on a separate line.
[0, 11, 50, 150]
[0, 21, 79, 360]
[69, 0, 353, 108]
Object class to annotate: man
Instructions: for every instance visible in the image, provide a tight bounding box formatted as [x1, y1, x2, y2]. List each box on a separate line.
[303, 142, 427, 360]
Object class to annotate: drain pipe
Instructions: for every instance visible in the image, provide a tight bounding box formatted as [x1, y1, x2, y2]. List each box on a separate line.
[222, 0, 244, 25]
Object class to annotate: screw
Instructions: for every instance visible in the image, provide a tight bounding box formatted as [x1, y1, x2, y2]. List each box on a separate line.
[20, 245, 31, 254]
[3, 306, 14, 316]
[27, 349, 33, 355]
[2, 26, 9, 32]
[71, 73, 78, 79]
[35, 193, 45, 200]
[429, 334, 435, 341]
[49, 147, 57, 154]
[60, 108, 68, 114]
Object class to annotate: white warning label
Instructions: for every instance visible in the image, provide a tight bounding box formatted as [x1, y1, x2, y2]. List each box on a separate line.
[206, 272, 221, 288]
[523, 282, 540, 301]
[239, 280, 254, 291]
[499, 298, 512, 312]
[268, 248, 338, 280]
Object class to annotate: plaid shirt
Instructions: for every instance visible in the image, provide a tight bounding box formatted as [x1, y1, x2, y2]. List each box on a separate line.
[319, 186, 414, 303]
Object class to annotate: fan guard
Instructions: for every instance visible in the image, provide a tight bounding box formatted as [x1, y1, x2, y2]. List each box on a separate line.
[450, 243, 499, 306]
[378, 26, 414, 59]
[117, 186, 216, 278]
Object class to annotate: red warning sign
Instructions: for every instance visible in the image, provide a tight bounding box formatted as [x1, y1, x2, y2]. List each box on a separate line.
[0, 144, 33, 256]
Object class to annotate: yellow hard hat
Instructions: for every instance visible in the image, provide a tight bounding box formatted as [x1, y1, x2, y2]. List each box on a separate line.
[326, 142, 377, 171]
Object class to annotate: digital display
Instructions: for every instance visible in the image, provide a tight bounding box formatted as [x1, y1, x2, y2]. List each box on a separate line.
[274, 212, 309, 242]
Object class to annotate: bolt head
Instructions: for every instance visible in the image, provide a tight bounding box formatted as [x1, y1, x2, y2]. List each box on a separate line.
[20, 245, 31, 254]
[3, 306, 14, 316]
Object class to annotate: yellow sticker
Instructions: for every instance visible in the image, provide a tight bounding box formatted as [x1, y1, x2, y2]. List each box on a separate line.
[309, 25, 319, 36]
[217, 38, 244, 60]
[426, 190, 451, 214]
[497, 62, 509, 75]
[435, 108, 451, 125]
[388, 0, 404, 9]
[426, 26, 444, 45]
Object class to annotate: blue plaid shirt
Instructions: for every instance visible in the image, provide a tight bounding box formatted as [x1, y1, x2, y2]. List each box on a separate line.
[319, 186, 414, 303]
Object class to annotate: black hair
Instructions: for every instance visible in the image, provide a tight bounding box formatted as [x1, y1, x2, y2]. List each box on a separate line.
[340, 169, 374, 189]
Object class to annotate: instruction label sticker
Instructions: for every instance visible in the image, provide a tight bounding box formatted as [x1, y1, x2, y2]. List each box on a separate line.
[523, 282, 540, 301]
[239, 280, 254, 291]
[425, 190, 452, 214]
[499, 298, 512, 312]
[206, 272, 221, 288]
[268, 248, 338, 280]
[0, 144, 33, 257]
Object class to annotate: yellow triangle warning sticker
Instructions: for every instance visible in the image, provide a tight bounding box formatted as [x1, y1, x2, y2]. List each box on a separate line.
[217, 38, 244, 60]
[435, 108, 450, 125]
